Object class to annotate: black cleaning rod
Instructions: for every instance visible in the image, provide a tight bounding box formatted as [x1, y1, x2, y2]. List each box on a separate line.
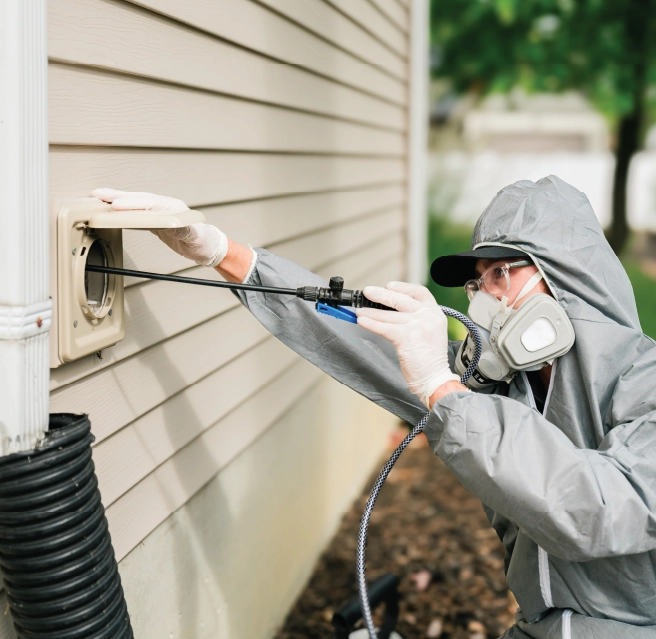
[86, 264, 396, 311]
[85, 264, 299, 296]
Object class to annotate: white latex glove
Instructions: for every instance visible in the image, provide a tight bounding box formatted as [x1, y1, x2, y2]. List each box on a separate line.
[92, 188, 228, 268]
[355, 281, 461, 408]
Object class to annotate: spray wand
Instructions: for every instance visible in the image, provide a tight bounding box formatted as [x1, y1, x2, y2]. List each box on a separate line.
[85, 265, 394, 312]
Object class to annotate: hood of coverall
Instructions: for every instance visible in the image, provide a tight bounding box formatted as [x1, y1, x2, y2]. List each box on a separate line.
[471, 174, 650, 448]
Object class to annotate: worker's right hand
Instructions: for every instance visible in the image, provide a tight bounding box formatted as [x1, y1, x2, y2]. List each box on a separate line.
[356, 282, 462, 408]
[92, 188, 228, 268]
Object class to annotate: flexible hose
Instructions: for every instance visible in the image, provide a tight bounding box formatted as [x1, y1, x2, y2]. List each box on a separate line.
[0, 414, 133, 639]
[357, 308, 483, 639]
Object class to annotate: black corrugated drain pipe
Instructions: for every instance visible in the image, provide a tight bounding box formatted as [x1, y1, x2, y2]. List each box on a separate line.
[0, 414, 133, 639]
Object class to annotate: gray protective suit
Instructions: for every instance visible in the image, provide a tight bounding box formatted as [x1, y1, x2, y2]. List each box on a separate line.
[235, 175, 656, 638]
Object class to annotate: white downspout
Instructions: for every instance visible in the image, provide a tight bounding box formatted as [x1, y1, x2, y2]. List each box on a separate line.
[0, 0, 50, 454]
[407, 0, 430, 283]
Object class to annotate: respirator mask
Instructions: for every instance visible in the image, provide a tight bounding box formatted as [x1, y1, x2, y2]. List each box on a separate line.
[455, 270, 575, 389]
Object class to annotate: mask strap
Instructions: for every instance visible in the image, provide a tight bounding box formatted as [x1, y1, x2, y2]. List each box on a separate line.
[489, 296, 509, 353]
[511, 271, 543, 309]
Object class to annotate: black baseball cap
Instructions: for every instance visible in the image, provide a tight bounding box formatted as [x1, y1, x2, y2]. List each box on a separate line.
[430, 246, 529, 287]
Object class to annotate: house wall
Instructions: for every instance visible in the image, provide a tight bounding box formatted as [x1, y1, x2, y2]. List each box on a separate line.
[1, 1, 415, 637]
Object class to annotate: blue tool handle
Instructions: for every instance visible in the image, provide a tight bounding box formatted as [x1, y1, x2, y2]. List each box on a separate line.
[315, 303, 358, 323]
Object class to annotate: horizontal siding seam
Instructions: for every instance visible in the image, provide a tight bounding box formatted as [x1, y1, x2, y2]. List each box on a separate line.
[311, 245, 406, 286]
[190, 182, 407, 208]
[365, 0, 409, 34]
[320, 0, 408, 58]
[266, 220, 404, 266]
[48, 143, 409, 158]
[247, 0, 407, 83]
[217, 376, 324, 472]
[255, 201, 406, 248]
[150, 179, 408, 210]
[48, 146, 407, 160]
[47, 59, 407, 135]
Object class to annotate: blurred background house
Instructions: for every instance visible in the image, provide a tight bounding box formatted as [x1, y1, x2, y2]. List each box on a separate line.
[430, 91, 614, 227]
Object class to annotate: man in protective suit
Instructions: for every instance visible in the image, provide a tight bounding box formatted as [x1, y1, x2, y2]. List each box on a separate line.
[94, 175, 656, 638]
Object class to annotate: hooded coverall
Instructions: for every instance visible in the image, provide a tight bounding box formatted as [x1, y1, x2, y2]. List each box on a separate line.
[234, 175, 656, 638]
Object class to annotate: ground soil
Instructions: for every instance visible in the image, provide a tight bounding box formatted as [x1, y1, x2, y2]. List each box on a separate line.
[275, 426, 518, 639]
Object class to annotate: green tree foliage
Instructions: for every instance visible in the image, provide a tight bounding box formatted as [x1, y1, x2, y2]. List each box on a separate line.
[431, 0, 656, 254]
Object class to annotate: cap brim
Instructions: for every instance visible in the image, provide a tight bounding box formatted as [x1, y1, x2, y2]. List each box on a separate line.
[430, 246, 529, 287]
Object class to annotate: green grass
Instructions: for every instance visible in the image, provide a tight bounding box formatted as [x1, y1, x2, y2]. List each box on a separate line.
[426, 215, 656, 340]
[621, 259, 656, 339]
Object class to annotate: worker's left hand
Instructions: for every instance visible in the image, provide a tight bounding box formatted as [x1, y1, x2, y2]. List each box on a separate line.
[92, 188, 228, 268]
[356, 282, 460, 408]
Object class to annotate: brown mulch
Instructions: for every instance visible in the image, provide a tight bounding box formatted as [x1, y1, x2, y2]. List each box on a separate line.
[275, 426, 518, 639]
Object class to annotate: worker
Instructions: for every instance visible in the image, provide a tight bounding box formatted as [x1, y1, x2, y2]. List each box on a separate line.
[93, 175, 656, 638]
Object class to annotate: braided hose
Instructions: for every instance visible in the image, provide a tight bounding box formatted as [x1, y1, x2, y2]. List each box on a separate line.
[357, 308, 483, 639]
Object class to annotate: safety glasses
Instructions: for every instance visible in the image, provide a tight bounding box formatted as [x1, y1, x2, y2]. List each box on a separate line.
[464, 260, 532, 301]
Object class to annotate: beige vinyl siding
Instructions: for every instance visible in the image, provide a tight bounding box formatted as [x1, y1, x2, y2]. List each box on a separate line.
[50, 0, 405, 129]
[49, 65, 404, 154]
[253, 0, 406, 73]
[49, 148, 405, 204]
[105, 358, 324, 560]
[368, 0, 410, 32]
[39, 0, 414, 637]
[118, 0, 407, 103]
[322, 0, 408, 54]
[115, 378, 399, 639]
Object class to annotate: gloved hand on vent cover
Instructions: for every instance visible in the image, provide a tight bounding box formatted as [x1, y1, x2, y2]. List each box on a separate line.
[92, 188, 228, 268]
